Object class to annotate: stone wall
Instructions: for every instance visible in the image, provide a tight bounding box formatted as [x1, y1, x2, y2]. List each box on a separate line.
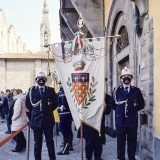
[138, 16, 154, 160]
[0, 59, 56, 92]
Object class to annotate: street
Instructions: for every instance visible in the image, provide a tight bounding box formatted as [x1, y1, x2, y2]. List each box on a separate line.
[0, 121, 117, 160]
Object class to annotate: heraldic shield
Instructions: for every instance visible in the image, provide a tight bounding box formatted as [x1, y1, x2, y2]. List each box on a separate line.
[71, 73, 89, 106]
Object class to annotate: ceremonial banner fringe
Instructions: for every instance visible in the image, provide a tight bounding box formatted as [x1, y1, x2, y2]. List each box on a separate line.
[51, 37, 105, 133]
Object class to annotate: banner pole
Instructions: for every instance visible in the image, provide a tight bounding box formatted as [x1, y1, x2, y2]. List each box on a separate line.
[80, 108, 83, 160]
[26, 123, 30, 160]
[80, 120, 83, 160]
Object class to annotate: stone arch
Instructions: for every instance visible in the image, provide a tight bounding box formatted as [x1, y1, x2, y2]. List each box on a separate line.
[0, 9, 8, 53]
[8, 25, 17, 53]
[23, 43, 27, 53]
[116, 25, 129, 53]
[16, 36, 23, 53]
[106, 0, 137, 90]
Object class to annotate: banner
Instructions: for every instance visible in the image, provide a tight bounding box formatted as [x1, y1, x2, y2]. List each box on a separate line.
[51, 37, 106, 133]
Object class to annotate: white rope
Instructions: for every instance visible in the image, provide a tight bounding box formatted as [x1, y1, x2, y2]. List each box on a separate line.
[113, 87, 128, 117]
[29, 87, 41, 108]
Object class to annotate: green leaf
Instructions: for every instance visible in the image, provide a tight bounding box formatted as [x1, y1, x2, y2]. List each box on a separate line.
[90, 88, 92, 93]
[93, 81, 98, 87]
[92, 76, 95, 82]
[92, 95, 96, 99]
[88, 91, 91, 98]
[67, 81, 71, 86]
[85, 98, 87, 104]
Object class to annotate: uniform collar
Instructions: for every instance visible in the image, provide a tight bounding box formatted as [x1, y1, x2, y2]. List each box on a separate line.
[122, 84, 131, 92]
[37, 85, 45, 90]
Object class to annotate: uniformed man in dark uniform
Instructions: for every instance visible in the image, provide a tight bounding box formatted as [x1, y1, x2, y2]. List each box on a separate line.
[110, 67, 145, 160]
[82, 117, 106, 160]
[79, 103, 107, 160]
[57, 83, 73, 155]
[26, 72, 58, 160]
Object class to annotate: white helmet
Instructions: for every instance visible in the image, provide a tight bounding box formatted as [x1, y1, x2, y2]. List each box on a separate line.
[121, 66, 133, 77]
[35, 71, 47, 80]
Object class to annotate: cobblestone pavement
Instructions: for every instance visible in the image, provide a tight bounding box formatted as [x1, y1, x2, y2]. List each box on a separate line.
[0, 120, 117, 160]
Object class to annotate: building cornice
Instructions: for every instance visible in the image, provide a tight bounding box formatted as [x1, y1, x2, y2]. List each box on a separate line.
[0, 53, 54, 60]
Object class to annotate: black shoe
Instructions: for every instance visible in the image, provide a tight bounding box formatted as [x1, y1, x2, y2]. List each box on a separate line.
[22, 147, 26, 151]
[69, 146, 73, 151]
[57, 150, 69, 155]
[12, 149, 21, 153]
[5, 131, 11, 134]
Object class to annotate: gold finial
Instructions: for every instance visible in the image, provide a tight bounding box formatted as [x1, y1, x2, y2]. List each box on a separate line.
[77, 14, 84, 30]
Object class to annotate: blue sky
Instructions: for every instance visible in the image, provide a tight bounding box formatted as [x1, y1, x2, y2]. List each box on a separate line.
[0, 0, 61, 52]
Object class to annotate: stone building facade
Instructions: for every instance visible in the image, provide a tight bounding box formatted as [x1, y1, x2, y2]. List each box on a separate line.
[0, 53, 56, 92]
[0, 0, 56, 93]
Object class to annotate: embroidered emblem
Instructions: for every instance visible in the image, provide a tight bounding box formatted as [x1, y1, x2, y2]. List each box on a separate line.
[67, 74, 97, 108]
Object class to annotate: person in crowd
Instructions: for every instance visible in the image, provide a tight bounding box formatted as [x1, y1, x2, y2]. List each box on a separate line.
[0, 91, 5, 123]
[57, 83, 73, 155]
[109, 66, 145, 160]
[11, 89, 28, 152]
[7, 90, 16, 133]
[26, 71, 58, 160]
[2, 89, 11, 133]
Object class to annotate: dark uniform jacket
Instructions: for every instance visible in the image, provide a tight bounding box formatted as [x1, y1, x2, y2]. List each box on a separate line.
[110, 85, 144, 128]
[57, 88, 72, 119]
[26, 86, 58, 129]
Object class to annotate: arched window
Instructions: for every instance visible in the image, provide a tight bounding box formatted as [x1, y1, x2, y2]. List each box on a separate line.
[116, 26, 129, 53]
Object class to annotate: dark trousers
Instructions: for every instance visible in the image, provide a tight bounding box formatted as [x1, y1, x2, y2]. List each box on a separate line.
[33, 124, 56, 160]
[83, 124, 103, 160]
[116, 127, 137, 160]
[59, 115, 73, 147]
[5, 114, 11, 133]
[14, 131, 26, 151]
[0, 107, 5, 120]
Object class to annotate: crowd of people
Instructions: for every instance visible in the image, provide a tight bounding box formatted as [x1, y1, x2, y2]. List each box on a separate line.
[0, 66, 145, 160]
[0, 88, 28, 152]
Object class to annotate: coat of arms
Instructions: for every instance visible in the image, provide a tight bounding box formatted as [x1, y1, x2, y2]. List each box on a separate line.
[67, 59, 98, 108]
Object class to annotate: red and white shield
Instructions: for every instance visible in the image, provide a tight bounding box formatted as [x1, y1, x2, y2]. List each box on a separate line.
[71, 73, 89, 106]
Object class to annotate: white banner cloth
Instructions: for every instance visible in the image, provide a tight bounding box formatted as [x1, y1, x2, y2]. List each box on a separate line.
[51, 37, 106, 133]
